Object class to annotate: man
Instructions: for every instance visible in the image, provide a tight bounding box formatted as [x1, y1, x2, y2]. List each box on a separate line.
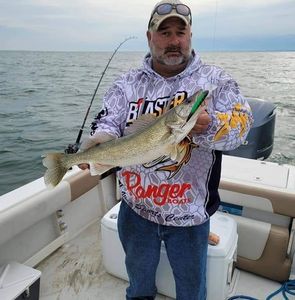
[80, 0, 253, 299]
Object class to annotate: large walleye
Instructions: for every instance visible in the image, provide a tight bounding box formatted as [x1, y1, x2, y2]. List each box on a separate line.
[43, 90, 209, 187]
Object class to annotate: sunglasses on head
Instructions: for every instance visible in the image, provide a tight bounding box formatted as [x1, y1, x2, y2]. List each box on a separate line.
[148, 3, 192, 28]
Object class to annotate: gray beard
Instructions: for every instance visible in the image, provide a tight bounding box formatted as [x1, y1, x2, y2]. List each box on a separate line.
[161, 55, 186, 65]
[150, 45, 192, 66]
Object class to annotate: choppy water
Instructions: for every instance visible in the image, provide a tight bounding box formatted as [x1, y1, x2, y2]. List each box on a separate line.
[0, 51, 294, 195]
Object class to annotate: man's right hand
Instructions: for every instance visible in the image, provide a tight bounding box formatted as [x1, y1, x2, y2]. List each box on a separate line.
[77, 132, 117, 171]
[78, 163, 90, 170]
[78, 137, 100, 170]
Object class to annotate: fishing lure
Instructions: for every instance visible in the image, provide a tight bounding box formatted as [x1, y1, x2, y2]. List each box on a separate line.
[186, 89, 209, 121]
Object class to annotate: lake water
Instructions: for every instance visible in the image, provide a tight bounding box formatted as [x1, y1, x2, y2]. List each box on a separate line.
[0, 51, 294, 195]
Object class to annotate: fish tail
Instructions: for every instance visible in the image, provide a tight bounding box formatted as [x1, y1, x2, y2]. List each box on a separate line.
[42, 153, 68, 187]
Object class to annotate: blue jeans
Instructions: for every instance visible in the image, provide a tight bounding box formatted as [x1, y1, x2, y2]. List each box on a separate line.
[118, 200, 209, 300]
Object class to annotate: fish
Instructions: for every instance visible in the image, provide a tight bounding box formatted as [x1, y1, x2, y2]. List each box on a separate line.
[42, 89, 209, 187]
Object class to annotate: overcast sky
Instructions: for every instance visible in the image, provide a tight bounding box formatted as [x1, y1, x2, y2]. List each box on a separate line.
[0, 0, 294, 51]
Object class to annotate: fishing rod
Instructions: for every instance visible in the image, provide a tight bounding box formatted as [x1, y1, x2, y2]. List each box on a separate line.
[65, 36, 136, 154]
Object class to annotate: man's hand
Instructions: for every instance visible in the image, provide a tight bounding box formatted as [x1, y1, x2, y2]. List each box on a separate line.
[79, 163, 90, 170]
[78, 132, 116, 170]
[77, 133, 117, 171]
[191, 110, 211, 134]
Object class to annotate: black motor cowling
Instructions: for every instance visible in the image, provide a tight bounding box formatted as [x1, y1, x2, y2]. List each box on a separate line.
[224, 98, 276, 160]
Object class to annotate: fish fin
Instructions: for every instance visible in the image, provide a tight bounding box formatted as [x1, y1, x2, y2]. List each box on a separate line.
[89, 162, 113, 176]
[42, 153, 68, 188]
[143, 155, 170, 168]
[169, 144, 185, 162]
[169, 145, 178, 161]
[80, 132, 117, 151]
[124, 114, 157, 135]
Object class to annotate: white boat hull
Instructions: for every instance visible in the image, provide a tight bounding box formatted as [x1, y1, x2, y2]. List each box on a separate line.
[0, 156, 294, 299]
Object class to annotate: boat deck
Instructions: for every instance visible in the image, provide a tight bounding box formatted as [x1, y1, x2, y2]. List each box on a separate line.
[37, 220, 171, 300]
[37, 220, 284, 300]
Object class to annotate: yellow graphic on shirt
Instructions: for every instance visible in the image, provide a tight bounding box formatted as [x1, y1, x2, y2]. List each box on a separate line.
[215, 104, 249, 141]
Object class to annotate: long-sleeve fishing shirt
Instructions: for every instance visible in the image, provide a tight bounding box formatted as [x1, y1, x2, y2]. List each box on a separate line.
[87, 51, 253, 226]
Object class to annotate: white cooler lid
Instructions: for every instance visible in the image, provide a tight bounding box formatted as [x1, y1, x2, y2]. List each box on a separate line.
[101, 202, 121, 231]
[208, 212, 237, 257]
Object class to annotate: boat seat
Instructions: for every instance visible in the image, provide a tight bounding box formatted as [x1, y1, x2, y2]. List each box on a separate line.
[218, 156, 295, 282]
[218, 212, 291, 282]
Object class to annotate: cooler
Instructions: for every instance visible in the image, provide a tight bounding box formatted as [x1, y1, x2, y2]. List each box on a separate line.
[101, 202, 238, 300]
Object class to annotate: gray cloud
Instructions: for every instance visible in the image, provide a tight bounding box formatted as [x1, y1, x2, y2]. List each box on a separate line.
[0, 0, 294, 51]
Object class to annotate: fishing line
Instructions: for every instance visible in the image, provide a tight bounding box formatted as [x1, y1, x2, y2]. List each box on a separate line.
[65, 36, 136, 154]
[212, 0, 218, 51]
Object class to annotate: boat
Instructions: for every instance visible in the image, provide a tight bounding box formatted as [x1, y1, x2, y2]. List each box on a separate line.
[0, 98, 294, 300]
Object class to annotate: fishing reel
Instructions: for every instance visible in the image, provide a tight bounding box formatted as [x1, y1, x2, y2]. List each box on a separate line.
[64, 143, 81, 154]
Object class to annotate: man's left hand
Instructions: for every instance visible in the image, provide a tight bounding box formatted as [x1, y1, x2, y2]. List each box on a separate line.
[191, 110, 211, 134]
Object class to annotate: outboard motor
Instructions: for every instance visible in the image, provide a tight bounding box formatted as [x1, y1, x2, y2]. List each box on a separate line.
[224, 98, 276, 160]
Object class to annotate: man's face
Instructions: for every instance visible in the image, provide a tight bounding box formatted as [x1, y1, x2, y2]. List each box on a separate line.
[147, 17, 192, 67]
